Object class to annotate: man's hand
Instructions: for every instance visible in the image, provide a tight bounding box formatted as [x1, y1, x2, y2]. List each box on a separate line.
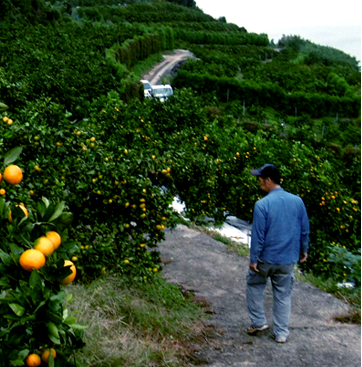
[249, 262, 259, 272]
[300, 252, 308, 263]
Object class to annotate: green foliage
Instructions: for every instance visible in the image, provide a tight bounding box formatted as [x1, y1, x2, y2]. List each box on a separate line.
[0, 149, 85, 366]
[327, 245, 360, 286]
[278, 35, 360, 70]
[175, 29, 268, 46]
[173, 70, 361, 117]
[0, 0, 360, 299]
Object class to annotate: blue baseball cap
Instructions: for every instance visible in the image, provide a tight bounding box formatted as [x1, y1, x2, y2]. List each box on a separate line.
[250, 164, 277, 176]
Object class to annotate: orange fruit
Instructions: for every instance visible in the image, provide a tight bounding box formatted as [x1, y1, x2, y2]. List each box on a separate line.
[8, 204, 28, 223]
[34, 236, 55, 256]
[41, 348, 56, 363]
[0, 172, 2, 184]
[25, 353, 41, 367]
[46, 231, 62, 249]
[3, 116, 9, 122]
[60, 260, 76, 285]
[19, 249, 46, 272]
[0, 188, 5, 196]
[3, 165, 23, 185]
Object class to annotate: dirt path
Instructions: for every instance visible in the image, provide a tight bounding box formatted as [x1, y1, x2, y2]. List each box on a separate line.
[158, 225, 361, 367]
[142, 49, 194, 85]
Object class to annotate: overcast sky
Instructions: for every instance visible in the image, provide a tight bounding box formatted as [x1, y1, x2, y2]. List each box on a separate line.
[195, 0, 361, 61]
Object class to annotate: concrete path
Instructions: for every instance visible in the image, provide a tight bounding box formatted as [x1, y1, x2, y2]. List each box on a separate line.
[159, 224, 361, 367]
[142, 49, 194, 85]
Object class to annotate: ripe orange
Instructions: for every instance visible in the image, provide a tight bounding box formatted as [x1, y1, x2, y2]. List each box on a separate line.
[34, 236, 55, 256]
[0, 172, 2, 184]
[3, 116, 9, 122]
[25, 353, 41, 367]
[3, 165, 23, 185]
[46, 231, 62, 249]
[19, 249, 46, 272]
[0, 188, 5, 195]
[60, 260, 76, 285]
[8, 204, 28, 223]
[41, 348, 56, 363]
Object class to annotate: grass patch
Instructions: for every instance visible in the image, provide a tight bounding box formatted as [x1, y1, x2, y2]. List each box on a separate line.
[295, 271, 361, 324]
[67, 274, 205, 366]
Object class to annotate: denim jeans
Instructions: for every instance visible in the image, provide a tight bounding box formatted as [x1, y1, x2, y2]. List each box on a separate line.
[246, 261, 295, 339]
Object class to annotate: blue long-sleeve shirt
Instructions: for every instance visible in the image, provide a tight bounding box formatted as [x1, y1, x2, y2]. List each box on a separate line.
[250, 188, 310, 265]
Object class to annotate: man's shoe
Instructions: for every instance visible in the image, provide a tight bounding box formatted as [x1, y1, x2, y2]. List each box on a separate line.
[272, 334, 287, 343]
[246, 325, 269, 334]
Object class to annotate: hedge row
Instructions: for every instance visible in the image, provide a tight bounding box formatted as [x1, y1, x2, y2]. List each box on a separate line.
[161, 21, 242, 32]
[72, 2, 214, 23]
[173, 70, 361, 117]
[174, 29, 269, 46]
[109, 28, 174, 69]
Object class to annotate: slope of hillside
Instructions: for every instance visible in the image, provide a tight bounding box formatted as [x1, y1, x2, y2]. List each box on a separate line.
[0, 0, 360, 314]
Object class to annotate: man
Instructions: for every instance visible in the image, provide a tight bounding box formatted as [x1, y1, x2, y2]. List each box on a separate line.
[246, 164, 309, 343]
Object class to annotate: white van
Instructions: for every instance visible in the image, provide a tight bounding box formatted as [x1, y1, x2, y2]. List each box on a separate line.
[140, 80, 152, 98]
[151, 84, 173, 102]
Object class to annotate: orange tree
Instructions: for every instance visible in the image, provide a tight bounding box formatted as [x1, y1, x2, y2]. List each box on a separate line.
[1, 95, 180, 281]
[1, 87, 360, 285]
[0, 147, 85, 366]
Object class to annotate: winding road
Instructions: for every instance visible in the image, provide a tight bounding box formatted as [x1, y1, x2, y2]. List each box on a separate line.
[142, 49, 194, 85]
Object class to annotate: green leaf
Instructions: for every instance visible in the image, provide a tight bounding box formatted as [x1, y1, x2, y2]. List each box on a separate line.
[0, 102, 9, 111]
[56, 212, 73, 226]
[4, 147, 22, 166]
[29, 269, 41, 289]
[42, 197, 50, 208]
[0, 249, 13, 266]
[33, 300, 47, 314]
[48, 321, 60, 339]
[48, 334, 61, 344]
[69, 323, 88, 329]
[20, 315, 36, 323]
[22, 223, 35, 233]
[9, 303, 25, 317]
[0, 198, 5, 216]
[66, 293, 73, 303]
[64, 316, 76, 325]
[18, 349, 29, 360]
[43, 202, 55, 222]
[9, 358, 25, 366]
[48, 201, 66, 222]
[9, 243, 23, 258]
[3, 314, 20, 320]
[58, 241, 78, 253]
[49, 353, 55, 367]
[37, 201, 47, 218]
[55, 266, 73, 282]
[0, 277, 10, 287]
